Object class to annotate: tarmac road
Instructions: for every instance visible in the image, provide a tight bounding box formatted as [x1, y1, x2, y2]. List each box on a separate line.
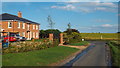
[72, 41, 110, 66]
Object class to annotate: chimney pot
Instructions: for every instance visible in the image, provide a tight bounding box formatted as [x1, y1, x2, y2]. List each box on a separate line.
[18, 11, 22, 18]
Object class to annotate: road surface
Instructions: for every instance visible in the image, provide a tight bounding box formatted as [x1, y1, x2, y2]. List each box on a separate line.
[72, 41, 110, 66]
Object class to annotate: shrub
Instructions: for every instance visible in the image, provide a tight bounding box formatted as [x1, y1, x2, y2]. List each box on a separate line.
[3, 39, 59, 54]
[63, 32, 82, 44]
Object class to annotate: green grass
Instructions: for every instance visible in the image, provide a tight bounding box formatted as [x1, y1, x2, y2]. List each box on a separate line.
[70, 41, 89, 46]
[108, 41, 120, 67]
[0, 54, 2, 67]
[2, 46, 79, 66]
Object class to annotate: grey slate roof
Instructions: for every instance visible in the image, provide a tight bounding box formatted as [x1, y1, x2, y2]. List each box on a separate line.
[0, 13, 40, 25]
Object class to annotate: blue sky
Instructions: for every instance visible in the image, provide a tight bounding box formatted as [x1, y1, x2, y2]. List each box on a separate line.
[1, 0, 120, 2]
[2, 2, 119, 33]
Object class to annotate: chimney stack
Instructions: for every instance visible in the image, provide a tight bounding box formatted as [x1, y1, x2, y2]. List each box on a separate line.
[18, 11, 22, 18]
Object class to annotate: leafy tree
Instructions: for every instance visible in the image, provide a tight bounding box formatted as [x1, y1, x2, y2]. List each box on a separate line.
[64, 29, 80, 34]
[63, 23, 81, 44]
[117, 32, 120, 33]
[39, 30, 47, 38]
[39, 29, 61, 39]
[63, 32, 82, 44]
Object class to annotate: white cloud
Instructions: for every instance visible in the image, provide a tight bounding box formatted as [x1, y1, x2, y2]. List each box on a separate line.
[118, 14, 120, 16]
[51, 2, 117, 13]
[51, 5, 76, 11]
[2, 0, 119, 2]
[68, 0, 119, 2]
[101, 24, 113, 27]
[93, 19, 111, 23]
[77, 24, 118, 33]
[88, 2, 117, 7]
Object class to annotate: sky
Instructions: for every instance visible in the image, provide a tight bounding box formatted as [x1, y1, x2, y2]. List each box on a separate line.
[1, 1, 119, 33]
[1, 0, 120, 2]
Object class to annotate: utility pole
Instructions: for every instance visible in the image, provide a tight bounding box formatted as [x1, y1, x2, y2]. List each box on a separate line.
[68, 22, 71, 29]
[101, 35, 103, 39]
[47, 15, 55, 29]
[67, 22, 72, 35]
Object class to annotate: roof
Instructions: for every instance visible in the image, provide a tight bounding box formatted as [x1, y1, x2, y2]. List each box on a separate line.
[0, 13, 40, 25]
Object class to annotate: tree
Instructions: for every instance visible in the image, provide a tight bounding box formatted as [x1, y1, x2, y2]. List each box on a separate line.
[64, 29, 80, 34]
[47, 15, 55, 29]
[63, 32, 82, 44]
[117, 32, 120, 33]
[39, 29, 61, 39]
[39, 30, 47, 38]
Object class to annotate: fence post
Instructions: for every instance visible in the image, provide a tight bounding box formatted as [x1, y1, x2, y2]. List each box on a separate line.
[59, 33, 63, 45]
[49, 33, 53, 42]
[0, 42, 2, 49]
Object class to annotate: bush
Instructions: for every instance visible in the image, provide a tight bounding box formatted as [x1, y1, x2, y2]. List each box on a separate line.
[63, 32, 82, 44]
[3, 39, 59, 54]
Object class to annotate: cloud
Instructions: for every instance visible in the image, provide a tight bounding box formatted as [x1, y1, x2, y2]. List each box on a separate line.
[51, 5, 76, 11]
[2, 0, 119, 2]
[51, 2, 117, 13]
[68, 0, 119, 2]
[77, 24, 118, 33]
[101, 24, 113, 27]
[93, 19, 111, 23]
[118, 14, 120, 16]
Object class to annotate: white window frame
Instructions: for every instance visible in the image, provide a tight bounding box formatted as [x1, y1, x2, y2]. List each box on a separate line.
[33, 25, 35, 29]
[8, 21, 12, 28]
[23, 32, 25, 37]
[28, 24, 30, 30]
[18, 22, 20, 28]
[36, 25, 38, 30]
[33, 32, 35, 38]
[36, 32, 38, 38]
[23, 23, 25, 29]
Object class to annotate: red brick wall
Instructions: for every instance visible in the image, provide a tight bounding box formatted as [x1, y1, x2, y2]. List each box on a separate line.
[1, 21, 39, 39]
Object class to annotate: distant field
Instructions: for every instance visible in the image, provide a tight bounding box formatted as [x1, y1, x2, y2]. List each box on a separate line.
[80, 33, 119, 40]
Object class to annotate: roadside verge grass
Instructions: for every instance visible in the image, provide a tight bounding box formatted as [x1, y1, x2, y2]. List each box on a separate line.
[2, 46, 79, 66]
[108, 41, 120, 67]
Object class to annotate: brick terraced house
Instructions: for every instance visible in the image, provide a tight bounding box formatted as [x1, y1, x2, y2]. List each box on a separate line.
[0, 11, 40, 40]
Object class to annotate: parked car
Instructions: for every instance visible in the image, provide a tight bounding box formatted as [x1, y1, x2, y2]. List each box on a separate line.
[2, 36, 17, 42]
[11, 34, 26, 41]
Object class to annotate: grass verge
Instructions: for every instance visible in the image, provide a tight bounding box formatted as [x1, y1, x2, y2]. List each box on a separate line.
[2, 46, 79, 66]
[108, 41, 120, 67]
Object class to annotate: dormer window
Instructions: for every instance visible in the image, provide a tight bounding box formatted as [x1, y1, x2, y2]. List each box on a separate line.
[8, 21, 12, 28]
[18, 22, 20, 28]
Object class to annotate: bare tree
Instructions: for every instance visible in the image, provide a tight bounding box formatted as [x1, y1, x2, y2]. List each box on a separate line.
[47, 15, 55, 29]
